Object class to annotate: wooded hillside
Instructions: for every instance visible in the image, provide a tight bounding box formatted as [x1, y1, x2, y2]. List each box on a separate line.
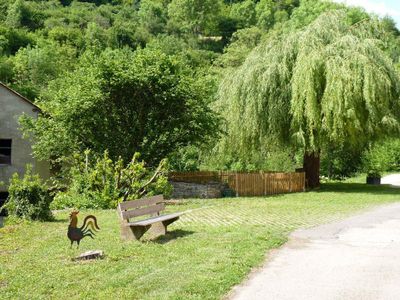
[1, 0, 400, 180]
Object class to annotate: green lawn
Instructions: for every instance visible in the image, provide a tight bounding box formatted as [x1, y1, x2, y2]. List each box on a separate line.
[1, 182, 400, 299]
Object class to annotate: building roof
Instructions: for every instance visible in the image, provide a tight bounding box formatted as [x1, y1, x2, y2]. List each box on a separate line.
[0, 81, 41, 111]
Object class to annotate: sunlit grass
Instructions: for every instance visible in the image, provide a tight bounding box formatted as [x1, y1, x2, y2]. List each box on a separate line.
[1, 182, 400, 299]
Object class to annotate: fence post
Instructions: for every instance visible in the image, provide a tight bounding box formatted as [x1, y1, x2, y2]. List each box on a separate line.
[235, 172, 239, 197]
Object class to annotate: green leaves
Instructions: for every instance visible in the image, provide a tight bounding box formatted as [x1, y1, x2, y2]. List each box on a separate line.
[217, 11, 400, 159]
[51, 150, 172, 209]
[24, 47, 220, 166]
[4, 164, 52, 221]
[167, 0, 222, 35]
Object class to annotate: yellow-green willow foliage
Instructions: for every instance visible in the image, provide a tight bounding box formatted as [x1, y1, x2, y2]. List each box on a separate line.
[217, 11, 400, 155]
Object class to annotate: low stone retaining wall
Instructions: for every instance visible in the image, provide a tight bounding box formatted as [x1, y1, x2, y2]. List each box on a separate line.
[170, 181, 226, 199]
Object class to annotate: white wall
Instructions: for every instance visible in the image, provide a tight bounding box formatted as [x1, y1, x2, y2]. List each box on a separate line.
[0, 86, 50, 191]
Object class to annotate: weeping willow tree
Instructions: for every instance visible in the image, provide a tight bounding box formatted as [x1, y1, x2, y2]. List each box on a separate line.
[217, 11, 400, 187]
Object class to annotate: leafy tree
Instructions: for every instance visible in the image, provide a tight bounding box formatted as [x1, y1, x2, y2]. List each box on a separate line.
[22, 48, 220, 167]
[255, 0, 299, 30]
[0, 26, 35, 55]
[138, 0, 167, 36]
[380, 16, 400, 64]
[5, 0, 27, 29]
[108, 8, 141, 48]
[215, 26, 263, 68]
[5, 0, 44, 30]
[0, 56, 14, 83]
[48, 26, 85, 49]
[85, 22, 108, 49]
[230, 0, 256, 29]
[168, 0, 223, 35]
[284, 0, 341, 30]
[12, 41, 76, 99]
[216, 11, 400, 187]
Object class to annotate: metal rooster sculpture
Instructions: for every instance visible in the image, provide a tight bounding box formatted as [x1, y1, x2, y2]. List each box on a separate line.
[68, 210, 100, 248]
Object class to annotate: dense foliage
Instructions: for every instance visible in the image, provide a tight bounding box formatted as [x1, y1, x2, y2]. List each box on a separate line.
[214, 10, 400, 185]
[0, 0, 302, 99]
[362, 138, 400, 176]
[218, 11, 400, 154]
[0, 0, 399, 185]
[0, 0, 310, 173]
[320, 144, 363, 179]
[21, 47, 219, 165]
[3, 165, 52, 221]
[51, 150, 171, 209]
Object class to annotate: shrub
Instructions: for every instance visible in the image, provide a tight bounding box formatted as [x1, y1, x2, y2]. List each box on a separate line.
[4, 165, 52, 221]
[362, 138, 400, 176]
[51, 150, 172, 210]
[320, 145, 363, 179]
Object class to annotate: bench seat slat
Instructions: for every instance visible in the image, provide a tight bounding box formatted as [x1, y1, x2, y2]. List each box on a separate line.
[126, 212, 183, 227]
[121, 203, 165, 220]
[119, 195, 164, 210]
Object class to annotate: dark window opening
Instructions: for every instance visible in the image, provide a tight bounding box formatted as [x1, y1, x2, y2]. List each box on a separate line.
[0, 139, 11, 165]
[0, 192, 8, 216]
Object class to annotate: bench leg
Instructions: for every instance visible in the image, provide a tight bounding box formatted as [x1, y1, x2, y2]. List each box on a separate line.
[120, 223, 149, 241]
[148, 222, 166, 239]
[120, 216, 181, 240]
[162, 216, 180, 228]
[148, 217, 180, 239]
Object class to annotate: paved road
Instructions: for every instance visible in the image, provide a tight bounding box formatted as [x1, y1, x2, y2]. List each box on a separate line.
[229, 176, 400, 300]
[381, 174, 400, 186]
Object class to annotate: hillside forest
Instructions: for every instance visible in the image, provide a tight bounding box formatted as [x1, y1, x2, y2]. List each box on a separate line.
[1, 0, 400, 189]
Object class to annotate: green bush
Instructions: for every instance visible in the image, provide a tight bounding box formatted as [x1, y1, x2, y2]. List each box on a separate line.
[4, 165, 52, 221]
[320, 145, 363, 179]
[362, 138, 400, 176]
[51, 150, 172, 210]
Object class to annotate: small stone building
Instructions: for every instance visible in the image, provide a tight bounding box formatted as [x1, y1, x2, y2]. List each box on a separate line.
[0, 82, 50, 213]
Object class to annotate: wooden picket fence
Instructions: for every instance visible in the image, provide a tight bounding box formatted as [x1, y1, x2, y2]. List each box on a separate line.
[169, 171, 305, 197]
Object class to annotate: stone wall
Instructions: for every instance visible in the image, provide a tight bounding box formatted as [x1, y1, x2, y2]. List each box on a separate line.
[170, 181, 226, 199]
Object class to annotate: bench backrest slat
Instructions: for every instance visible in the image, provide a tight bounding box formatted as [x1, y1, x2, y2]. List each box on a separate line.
[119, 195, 163, 210]
[118, 195, 165, 221]
[121, 203, 165, 220]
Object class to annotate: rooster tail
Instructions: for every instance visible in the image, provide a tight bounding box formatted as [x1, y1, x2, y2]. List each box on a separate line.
[85, 220, 98, 233]
[80, 215, 100, 231]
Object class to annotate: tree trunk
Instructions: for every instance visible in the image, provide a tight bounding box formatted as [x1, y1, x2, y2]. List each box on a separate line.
[303, 151, 320, 189]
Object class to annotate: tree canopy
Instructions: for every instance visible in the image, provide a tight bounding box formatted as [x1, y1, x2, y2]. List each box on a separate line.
[217, 11, 400, 155]
[0, 0, 399, 178]
[214, 10, 400, 185]
[22, 48, 219, 165]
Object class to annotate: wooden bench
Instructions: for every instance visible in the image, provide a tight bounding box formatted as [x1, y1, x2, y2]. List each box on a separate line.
[117, 195, 183, 241]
